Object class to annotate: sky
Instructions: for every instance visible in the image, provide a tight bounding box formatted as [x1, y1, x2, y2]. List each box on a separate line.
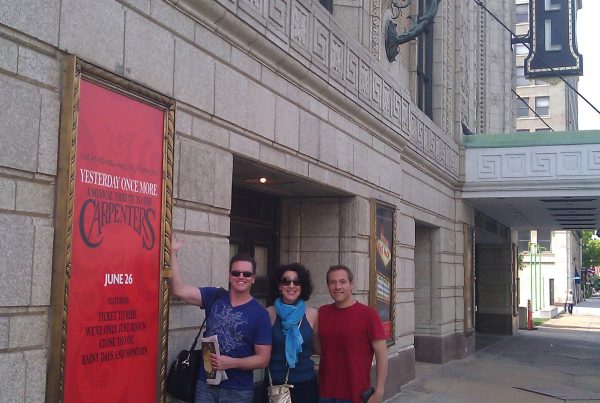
[576, 1, 600, 130]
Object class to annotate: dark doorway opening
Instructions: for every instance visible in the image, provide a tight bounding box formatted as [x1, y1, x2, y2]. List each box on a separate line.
[230, 186, 280, 304]
[230, 186, 280, 401]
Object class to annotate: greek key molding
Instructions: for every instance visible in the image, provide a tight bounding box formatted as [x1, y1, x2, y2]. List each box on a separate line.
[210, 0, 459, 176]
[466, 145, 600, 182]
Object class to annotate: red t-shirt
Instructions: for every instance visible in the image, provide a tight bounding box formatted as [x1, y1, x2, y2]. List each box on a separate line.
[318, 302, 386, 402]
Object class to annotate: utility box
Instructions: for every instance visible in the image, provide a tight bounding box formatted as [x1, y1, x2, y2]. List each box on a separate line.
[518, 306, 528, 329]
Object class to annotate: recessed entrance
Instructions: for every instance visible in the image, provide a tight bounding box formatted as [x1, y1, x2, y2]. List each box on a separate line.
[230, 186, 280, 305]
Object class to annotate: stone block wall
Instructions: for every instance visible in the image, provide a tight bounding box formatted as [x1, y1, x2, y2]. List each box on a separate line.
[0, 14, 61, 399]
[280, 197, 371, 308]
[0, 0, 490, 399]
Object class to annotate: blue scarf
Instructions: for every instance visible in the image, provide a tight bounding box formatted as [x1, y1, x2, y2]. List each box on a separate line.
[274, 298, 305, 368]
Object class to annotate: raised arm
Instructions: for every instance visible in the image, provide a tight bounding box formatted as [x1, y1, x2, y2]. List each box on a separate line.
[368, 339, 388, 403]
[168, 234, 203, 306]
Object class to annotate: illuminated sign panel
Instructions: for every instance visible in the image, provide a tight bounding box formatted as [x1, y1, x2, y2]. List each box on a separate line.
[525, 0, 583, 77]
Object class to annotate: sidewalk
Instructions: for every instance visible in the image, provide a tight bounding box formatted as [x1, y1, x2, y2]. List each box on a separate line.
[387, 296, 600, 402]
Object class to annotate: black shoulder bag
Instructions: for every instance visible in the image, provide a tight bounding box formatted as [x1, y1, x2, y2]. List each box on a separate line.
[167, 287, 227, 402]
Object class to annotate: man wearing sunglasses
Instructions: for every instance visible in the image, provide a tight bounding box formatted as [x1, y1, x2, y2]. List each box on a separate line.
[169, 235, 272, 403]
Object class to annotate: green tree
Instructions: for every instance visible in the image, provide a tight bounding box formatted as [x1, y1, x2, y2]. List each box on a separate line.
[582, 230, 600, 269]
[592, 274, 600, 289]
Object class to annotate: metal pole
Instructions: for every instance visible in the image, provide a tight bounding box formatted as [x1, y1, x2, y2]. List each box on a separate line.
[529, 243, 533, 310]
[539, 250, 542, 309]
[533, 244, 538, 311]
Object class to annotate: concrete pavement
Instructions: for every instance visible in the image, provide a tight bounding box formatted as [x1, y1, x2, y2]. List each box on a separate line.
[387, 296, 600, 402]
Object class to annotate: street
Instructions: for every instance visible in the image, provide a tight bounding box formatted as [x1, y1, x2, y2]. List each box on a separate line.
[388, 296, 600, 402]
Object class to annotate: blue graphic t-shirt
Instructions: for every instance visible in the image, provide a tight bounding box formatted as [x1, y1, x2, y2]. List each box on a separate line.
[198, 287, 272, 390]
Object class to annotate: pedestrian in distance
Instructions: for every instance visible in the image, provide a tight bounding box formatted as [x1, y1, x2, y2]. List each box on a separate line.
[168, 235, 272, 403]
[566, 289, 575, 315]
[262, 263, 319, 403]
[317, 264, 388, 403]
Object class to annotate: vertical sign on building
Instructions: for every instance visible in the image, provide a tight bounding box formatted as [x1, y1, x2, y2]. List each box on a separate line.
[48, 58, 175, 402]
[369, 200, 396, 341]
[525, 0, 583, 77]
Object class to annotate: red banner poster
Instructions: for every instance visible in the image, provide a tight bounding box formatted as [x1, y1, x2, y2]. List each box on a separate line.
[375, 203, 394, 340]
[64, 79, 164, 402]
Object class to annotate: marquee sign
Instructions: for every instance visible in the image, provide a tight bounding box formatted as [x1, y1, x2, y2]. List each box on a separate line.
[525, 0, 583, 77]
[48, 57, 175, 403]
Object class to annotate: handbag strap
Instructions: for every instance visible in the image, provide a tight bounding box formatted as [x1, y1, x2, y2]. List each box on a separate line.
[267, 366, 291, 387]
[267, 315, 303, 385]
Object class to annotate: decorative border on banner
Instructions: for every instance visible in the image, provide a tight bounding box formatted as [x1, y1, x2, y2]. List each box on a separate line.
[369, 199, 396, 345]
[47, 56, 174, 403]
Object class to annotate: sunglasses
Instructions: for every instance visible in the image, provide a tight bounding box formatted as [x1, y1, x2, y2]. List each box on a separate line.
[280, 277, 301, 286]
[230, 270, 254, 278]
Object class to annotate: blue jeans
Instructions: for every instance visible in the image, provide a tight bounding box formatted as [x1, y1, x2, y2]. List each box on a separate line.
[319, 398, 353, 403]
[195, 381, 253, 403]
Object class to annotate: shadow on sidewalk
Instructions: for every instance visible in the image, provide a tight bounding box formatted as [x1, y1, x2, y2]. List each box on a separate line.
[474, 332, 510, 351]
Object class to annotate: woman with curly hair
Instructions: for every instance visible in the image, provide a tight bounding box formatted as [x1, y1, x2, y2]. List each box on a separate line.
[263, 263, 319, 403]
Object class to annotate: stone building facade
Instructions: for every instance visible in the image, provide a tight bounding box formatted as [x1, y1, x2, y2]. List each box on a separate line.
[0, 0, 515, 401]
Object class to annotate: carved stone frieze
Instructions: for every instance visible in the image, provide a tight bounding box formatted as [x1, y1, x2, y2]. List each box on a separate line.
[240, 0, 265, 22]
[210, 0, 460, 177]
[392, 90, 401, 121]
[559, 153, 581, 175]
[591, 150, 600, 170]
[531, 153, 555, 176]
[291, 2, 310, 49]
[401, 98, 410, 132]
[346, 49, 360, 92]
[370, 0, 382, 59]
[504, 154, 526, 177]
[417, 119, 424, 149]
[442, 1, 453, 138]
[359, 60, 371, 100]
[409, 112, 417, 143]
[268, 0, 289, 33]
[372, 72, 382, 109]
[467, 145, 600, 182]
[313, 17, 329, 69]
[382, 81, 392, 117]
[330, 34, 345, 81]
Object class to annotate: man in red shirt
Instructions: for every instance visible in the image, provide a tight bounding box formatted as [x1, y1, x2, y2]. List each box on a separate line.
[317, 265, 388, 403]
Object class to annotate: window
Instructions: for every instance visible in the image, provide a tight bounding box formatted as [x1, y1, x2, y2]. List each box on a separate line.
[516, 66, 529, 86]
[516, 129, 530, 133]
[515, 43, 529, 55]
[516, 97, 530, 118]
[516, 4, 529, 24]
[535, 128, 550, 132]
[416, 0, 433, 119]
[518, 230, 531, 252]
[319, 0, 333, 13]
[535, 96, 549, 116]
[537, 229, 552, 252]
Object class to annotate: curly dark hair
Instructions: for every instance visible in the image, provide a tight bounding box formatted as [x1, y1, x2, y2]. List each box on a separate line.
[268, 263, 314, 302]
